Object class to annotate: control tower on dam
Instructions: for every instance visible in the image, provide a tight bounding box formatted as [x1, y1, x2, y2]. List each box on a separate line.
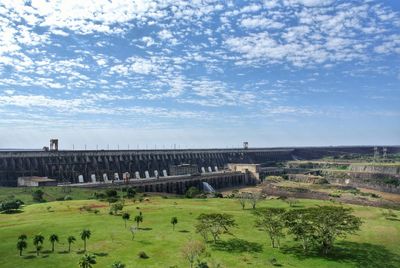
[0, 148, 293, 186]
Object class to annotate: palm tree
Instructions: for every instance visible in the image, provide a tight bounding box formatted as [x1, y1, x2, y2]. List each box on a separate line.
[134, 212, 143, 228]
[79, 253, 96, 268]
[17, 239, 27, 256]
[18, 234, 27, 241]
[33, 234, 44, 256]
[122, 212, 130, 228]
[67, 236, 76, 252]
[49, 234, 59, 252]
[111, 261, 125, 268]
[171, 216, 178, 231]
[80, 229, 91, 252]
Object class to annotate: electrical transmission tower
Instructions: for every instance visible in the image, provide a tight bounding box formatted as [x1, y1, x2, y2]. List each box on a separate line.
[373, 146, 379, 161]
[382, 147, 387, 159]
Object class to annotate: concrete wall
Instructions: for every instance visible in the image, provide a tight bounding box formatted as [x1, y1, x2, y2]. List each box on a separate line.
[75, 172, 251, 195]
[0, 148, 292, 186]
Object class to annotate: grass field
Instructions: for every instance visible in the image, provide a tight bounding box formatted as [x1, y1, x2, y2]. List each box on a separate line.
[0, 186, 103, 205]
[1, 191, 400, 268]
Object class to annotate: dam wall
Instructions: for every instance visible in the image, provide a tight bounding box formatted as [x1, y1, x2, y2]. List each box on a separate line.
[0, 148, 292, 186]
[1, 146, 399, 186]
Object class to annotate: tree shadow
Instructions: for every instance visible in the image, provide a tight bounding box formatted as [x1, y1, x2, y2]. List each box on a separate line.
[94, 252, 108, 257]
[22, 255, 36, 259]
[179, 230, 190, 233]
[138, 240, 153, 245]
[42, 250, 52, 254]
[58, 250, 69, 254]
[385, 217, 400, 222]
[212, 238, 263, 253]
[1, 209, 24, 214]
[281, 241, 400, 268]
[139, 227, 152, 231]
[76, 250, 86, 254]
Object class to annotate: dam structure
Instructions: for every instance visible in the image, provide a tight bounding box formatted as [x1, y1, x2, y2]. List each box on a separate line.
[0, 146, 399, 186]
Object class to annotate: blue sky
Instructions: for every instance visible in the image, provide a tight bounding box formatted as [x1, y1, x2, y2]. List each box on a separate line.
[0, 0, 399, 149]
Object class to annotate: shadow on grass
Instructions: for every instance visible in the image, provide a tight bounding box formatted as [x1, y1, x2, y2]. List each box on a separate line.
[94, 252, 108, 257]
[138, 240, 153, 245]
[385, 217, 400, 222]
[179, 230, 190, 233]
[22, 255, 35, 259]
[42, 250, 52, 254]
[281, 241, 400, 268]
[139, 227, 152, 231]
[76, 250, 86, 254]
[1, 209, 24, 214]
[212, 238, 263, 253]
[58, 250, 69, 254]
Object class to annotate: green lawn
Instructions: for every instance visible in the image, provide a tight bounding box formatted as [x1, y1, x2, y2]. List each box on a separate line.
[0, 186, 104, 205]
[1, 195, 400, 268]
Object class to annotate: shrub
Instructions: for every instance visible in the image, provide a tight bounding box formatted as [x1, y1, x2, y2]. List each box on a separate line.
[94, 192, 106, 199]
[64, 195, 73, 200]
[186, 187, 200, 198]
[106, 189, 118, 198]
[32, 189, 45, 202]
[108, 197, 119, 203]
[383, 178, 400, 187]
[314, 178, 329, 184]
[126, 187, 136, 198]
[0, 200, 21, 213]
[213, 192, 223, 198]
[265, 176, 284, 182]
[138, 251, 149, 259]
[110, 202, 124, 215]
[196, 260, 209, 268]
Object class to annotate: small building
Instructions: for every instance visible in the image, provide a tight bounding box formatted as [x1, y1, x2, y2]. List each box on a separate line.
[17, 176, 58, 187]
[169, 164, 199, 176]
[227, 163, 261, 181]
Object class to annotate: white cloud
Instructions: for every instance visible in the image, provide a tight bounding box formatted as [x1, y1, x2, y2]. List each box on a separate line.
[142, 36, 155, 47]
[283, 0, 334, 7]
[240, 17, 284, 29]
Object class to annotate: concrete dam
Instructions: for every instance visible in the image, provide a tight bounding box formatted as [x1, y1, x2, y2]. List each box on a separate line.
[0, 146, 398, 186]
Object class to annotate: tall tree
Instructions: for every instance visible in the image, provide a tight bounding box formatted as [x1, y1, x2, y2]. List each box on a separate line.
[237, 192, 248, 210]
[67, 236, 76, 253]
[195, 213, 236, 243]
[181, 240, 206, 268]
[134, 212, 143, 228]
[171, 216, 178, 231]
[17, 239, 27, 256]
[80, 229, 91, 252]
[18, 234, 27, 241]
[253, 208, 286, 248]
[79, 253, 96, 268]
[283, 208, 316, 252]
[49, 234, 59, 252]
[248, 192, 261, 209]
[33, 234, 44, 256]
[122, 212, 130, 228]
[284, 206, 362, 255]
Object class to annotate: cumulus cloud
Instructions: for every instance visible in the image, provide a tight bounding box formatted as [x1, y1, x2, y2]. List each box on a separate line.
[0, 0, 398, 135]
